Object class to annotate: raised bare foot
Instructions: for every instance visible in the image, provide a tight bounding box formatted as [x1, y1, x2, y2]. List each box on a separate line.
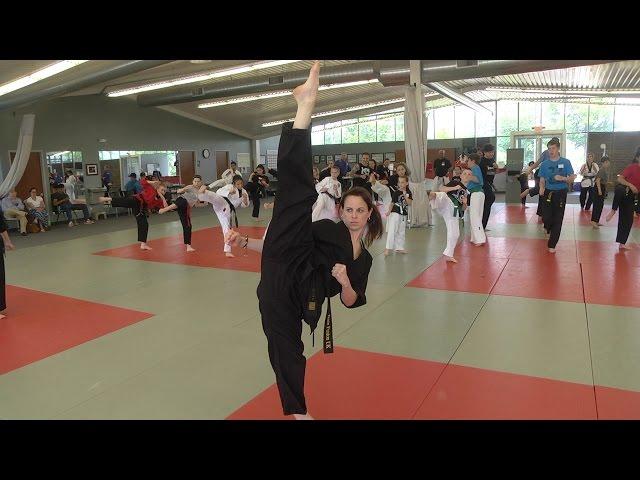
[225, 252, 235, 258]
[445, 255, 458, 263]
[140, 243, 152, 250]
[293, 61, 320, 107]
[186, 245, 196, 252]
[293, 413, 314, 420]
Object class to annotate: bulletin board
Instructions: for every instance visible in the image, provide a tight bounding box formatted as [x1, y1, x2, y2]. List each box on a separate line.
[266, 150, 278, 170]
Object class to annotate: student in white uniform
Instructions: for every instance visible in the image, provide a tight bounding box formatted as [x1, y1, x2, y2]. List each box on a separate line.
[368, 172, 393, 231]
[465, 154, 486, 246]
[198, 175, 250, 257]
[384, 175, 412, 256]
[208, 161, 243, 190]
[429, 169, 472, 263]
[311, 165, 342, 222]
[578, 153, 599, 211]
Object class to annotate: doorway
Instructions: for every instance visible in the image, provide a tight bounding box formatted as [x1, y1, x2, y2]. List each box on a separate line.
[177, 151, 195, 184]
[215, 151, 230, 179]
[9, 151, 44, 200]
[511, 130, 566, 170]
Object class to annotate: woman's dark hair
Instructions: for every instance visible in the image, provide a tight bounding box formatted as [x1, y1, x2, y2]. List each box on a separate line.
[255, 164, 266, 174]
[482, 143, 495, 153]
[394, 162, 411, 176]
[339, 186, 383, 247]
[29, 187, 37, 194]
[232, 174, 243, 183]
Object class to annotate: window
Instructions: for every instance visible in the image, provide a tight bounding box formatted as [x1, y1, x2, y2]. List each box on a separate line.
[311, 126, 324, 145]
[566, 133, 587, 175]
[588, 103, 614, 132]
[565, 103, 588, 133]
[434, 105, 454, 139]
[496, 136, 511, 166]
[614, 104, 640, 132]
[324, 127, 341, 144]
[497, 101, 518, 136]
[376, 116, 396, 142]
[454, 105, 475, 139]
[341, 121, 359, 143]
[395, 115, 405, 141]
[518, 102, 541, 132]
[541, 102, 565, 130]
[425, 110, 435, 140]
[475, 101, 496, 138]
[358, 119, 376, 143]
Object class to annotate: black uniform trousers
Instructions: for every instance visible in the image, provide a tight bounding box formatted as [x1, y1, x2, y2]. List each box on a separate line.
[245, 182, 265, 218]
[174, 196, 192, 245]
[542, 189, 568, 249]
[111, 197, 149, 242]
[616, 190, 639, 245]
[580, 185, 594, 210]
[591, 184, 607, 224]
[519, 174, 529, 206]
[611, 184, 627, 212]
[257, 123, 318, 416]
[482, 182, 495, 229]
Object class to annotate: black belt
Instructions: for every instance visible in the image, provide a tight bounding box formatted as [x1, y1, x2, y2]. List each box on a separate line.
[222, 197, 238, 228]
[306, 267, 334, 354]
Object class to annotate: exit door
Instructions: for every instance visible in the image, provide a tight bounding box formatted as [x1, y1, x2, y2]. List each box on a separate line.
[511, 130, 566, 170]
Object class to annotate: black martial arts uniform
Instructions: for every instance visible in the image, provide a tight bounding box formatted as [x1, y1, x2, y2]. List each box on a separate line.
[245, 173, 270, 218]
[479, 156, 496, 229]
[257, 123, 373, 416]
[174, 196, 192, 245]
[0, 208, 7, 312]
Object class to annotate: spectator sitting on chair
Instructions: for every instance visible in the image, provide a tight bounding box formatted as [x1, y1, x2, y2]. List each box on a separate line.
[24, 188, 50, 232]
[125, 172, 142, 195]
[51, 184, 95, 227]
[101, 165, 113, 197]
[1, 189, 28, 236]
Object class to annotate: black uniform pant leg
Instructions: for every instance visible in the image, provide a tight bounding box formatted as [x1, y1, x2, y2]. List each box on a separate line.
[258, 272, 307, 415]
[548, 189, 567, 249]
[262, 123, 318, 262]
[0, 252, 5, 311]
[250, 190, 261, 218]
[585, 187, 594, 210]
[519, 176, 528, 205]
[580, 187, 588, 209]
[591, 186, 606, 223]
[542, 190, 553, 234]
[113, 198, 149, 243]
[482, 183, 495, 229]
[616, 192, 635, 244]
[611, 184, 625, 211]
[175, 197, 192, 245]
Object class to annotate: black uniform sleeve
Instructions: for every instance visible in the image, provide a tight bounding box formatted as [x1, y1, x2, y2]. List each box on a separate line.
[0, 207, 7, 234]
[341, 253, 372, 309]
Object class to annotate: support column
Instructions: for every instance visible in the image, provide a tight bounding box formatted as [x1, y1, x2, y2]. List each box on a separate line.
[250, 139, 260, 173]
[404, 60, 426, 184]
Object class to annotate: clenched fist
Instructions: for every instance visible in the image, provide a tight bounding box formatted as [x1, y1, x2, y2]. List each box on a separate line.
[331, 263, 350, 288]
[224, 229, 244, 247]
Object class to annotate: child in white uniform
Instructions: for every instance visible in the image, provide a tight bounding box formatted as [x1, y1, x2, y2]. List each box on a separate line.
[198, 175, 250, 257]
[208, 161, 243, 190]
[311, 165, 342, 222]
[385, 175, 412, 256]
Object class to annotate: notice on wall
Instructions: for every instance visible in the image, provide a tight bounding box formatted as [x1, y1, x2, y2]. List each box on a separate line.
[236, 152, 251, 168]
[266, 150, 278, 170]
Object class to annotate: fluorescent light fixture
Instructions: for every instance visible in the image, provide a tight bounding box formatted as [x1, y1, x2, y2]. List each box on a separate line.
[198, 79, 380, 109]
[0, 61, 88, 97]
[262, 97, 405, 127]
[107, 60, 301, 97]
[486, 87, 640, 97]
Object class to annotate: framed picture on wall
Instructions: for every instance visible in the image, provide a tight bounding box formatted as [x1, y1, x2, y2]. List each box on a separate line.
[347, 154, 357, 163]
[86, 164, 98, 175]
[320, 155, 326, 163]
[371, 153, 383, 163]
[313, 155, 320, 163]
[326, 154, 333, 162]
[385, 153, 396, 162]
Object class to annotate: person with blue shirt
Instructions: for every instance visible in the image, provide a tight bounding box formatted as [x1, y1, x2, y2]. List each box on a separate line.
[124, 173, 142, 195]
[538, 138, 576, 253]
[465, 153, 486, 246]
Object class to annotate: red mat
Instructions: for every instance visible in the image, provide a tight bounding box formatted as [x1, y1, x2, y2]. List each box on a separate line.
[414, 363, 597, 420]
[407, 256, 508, 294]
[581, 261, 640, 308]
[0, 285, 153, 374]
[94, 226, 266, 273]
[227, 347, 445, 420]
[576, 240, 640, 267]
[595, 385, 640, 419]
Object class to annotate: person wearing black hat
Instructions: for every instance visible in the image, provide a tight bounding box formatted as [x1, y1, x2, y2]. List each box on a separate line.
[124, 172, 142, 195]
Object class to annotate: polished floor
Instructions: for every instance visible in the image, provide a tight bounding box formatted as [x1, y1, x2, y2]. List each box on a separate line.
[1, 195, 639, 420]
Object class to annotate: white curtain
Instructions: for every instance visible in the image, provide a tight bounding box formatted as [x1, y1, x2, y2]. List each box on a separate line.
[0, 114, 35, 198]
[403, 87, 430, 226]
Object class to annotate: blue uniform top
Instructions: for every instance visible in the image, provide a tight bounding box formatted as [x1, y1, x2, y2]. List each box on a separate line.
[124, 179, 142, 194]
[539, 157, 574, 191]
[466, 165, 484, 191]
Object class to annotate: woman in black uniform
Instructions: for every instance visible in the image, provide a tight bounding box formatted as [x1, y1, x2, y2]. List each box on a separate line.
[0, 207, 16, 319]
[245, 164, 270, 221]
[225, 62, 383, 419]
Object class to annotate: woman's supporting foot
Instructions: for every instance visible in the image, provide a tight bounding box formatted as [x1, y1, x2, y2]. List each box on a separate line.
[186, 245, 196, 252]
[620, 243, 632, 250]
[293, 413, 314, 420]
[606, 210, 616, 222]
[292, 61, 320, 130]
[225, 252, 235, 258]
[140, 242, 153, 250]
[384, 249, 391, 256]
[444, 255, 458, 263]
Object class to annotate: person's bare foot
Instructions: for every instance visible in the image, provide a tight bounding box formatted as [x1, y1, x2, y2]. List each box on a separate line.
[620, 243, 632, 250]
[140, 243, 152, 250]
[186, 245, 196, 252]
[396, 249, 408, 254]
[591, 221, 600, 228]
[0, 314, 5, 320]
[293, 413, 314, 420]
[252, 217, 262, 222]
[548, 248, 556, 253]
[606, 210, 615, 222]
[384, 249, 391, 256]
[292, 61, 320, 129]
[445, 255, 457, 263]
[225, 252, 235, 258]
